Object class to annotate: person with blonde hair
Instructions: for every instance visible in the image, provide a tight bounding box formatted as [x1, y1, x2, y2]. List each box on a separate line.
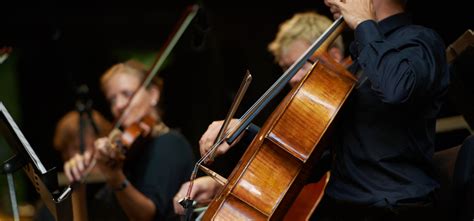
[64, 59, 195, 221]
[173, 11, 346, 216]
[268, 11, 344, 63]
[268, 11, 346, 87]
[194, 0, 451, 219]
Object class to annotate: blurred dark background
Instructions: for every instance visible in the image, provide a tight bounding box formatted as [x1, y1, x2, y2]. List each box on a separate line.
[0, 0, 472, 210]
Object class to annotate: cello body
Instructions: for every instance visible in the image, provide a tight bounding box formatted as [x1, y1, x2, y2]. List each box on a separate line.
[283, 172, 330, 221]
[202, 47, 357, 220]
[282, 56, 353, 221]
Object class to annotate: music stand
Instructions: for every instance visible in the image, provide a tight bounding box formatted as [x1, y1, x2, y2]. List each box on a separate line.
[0, 102, 72, 221]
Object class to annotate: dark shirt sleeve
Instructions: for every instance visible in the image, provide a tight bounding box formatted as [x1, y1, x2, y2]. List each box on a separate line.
[354, 20, 447, 104]
[134, 131, 195, 221]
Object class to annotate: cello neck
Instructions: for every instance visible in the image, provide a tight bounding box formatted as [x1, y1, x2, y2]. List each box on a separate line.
[310, 18, 346, 60]
[226, 17, 346, 144]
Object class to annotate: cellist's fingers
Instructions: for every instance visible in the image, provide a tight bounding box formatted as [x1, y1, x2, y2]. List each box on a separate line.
[210, 119, 243, 158]
[325, 0, 342, 19]
[199, 120, 224, 156]
[173, 182, 191, 215]
[326, 0, 343, 7]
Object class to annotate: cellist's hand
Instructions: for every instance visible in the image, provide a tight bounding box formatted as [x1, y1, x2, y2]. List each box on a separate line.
[325, 0, 376, 29]
[324, 0, 342, 20]
[173, 176, 222, 215]
[64, 150, 94, 183]
[199, 119, 241, 160]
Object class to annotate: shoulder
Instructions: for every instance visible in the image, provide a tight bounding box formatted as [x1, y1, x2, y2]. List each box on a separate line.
[402, 24, 445, 47]
[153, 130, 190, 145]
[148, 130, 193, 156]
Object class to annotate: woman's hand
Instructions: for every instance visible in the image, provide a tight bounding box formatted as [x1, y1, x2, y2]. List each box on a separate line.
[93, 137, 125, 181]
[63, 150, 94, 183]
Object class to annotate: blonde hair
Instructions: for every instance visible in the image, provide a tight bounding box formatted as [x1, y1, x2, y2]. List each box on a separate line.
[268, 11, 344, 63]
[100, 59, 164, 93]
[100, 59, 165, 118]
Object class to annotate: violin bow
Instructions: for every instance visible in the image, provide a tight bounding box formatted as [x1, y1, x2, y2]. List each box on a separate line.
[114, 4, 200, 130]
[58, 4, 200, 202]
[181, 70, 252, 218]
[0, 46, 12, 64]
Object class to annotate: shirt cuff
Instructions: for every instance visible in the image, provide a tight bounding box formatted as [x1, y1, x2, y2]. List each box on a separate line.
[354, 20, 383, 52]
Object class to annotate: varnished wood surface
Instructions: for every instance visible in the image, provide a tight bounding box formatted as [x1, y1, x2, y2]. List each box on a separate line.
[203, 51, 356, 220]
[283, 172, 330, 221]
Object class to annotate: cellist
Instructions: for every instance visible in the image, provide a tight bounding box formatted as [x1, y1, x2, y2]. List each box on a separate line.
[63, 59, 195, 221]
[33, 109, 111, 221]
[187, 0, 450, 220]
[173, 11, 346, 215]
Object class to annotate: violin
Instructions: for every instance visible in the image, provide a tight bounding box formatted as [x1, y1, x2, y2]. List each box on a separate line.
[58, 3, 200, 204]
[94, 4, 199, 160]
[107, 114, 156, 157]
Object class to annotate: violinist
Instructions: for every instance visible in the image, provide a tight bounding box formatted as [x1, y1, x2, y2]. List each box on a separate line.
[193, 0, 451, 219]
[173, 11, 346, 215]
[64, 59, 195, 221]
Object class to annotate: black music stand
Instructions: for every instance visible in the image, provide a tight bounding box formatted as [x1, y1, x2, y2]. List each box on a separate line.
[0, 102, 72, 221]
[75, 84, 99, 154]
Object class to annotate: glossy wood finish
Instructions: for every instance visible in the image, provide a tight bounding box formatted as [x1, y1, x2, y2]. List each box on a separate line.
[118, 114, 156, 149]
[203, 21, 356, 220]
[283, 172, 330, 221]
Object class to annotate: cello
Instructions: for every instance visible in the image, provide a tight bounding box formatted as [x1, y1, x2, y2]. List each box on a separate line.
[198, 16, 356, 220]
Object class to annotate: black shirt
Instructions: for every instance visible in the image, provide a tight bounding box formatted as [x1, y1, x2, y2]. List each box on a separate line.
[325, 13, 450, 207]
[33, 130, 195, 221]
[128, 130, 194, 220]
[95, 130, 195, 221]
